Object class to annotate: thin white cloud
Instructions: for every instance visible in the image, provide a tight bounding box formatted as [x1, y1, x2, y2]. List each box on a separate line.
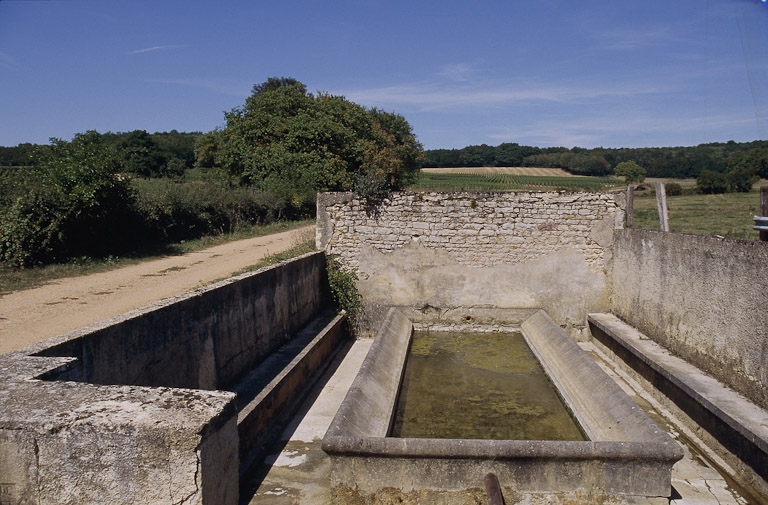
[342, 78, 664, 112]
[128, 45, 186, 55]
[488, 109, 762, 149]
[597, 24, 681, 51]
[437, 63, 476, 82]
[148, 77, 251, 97]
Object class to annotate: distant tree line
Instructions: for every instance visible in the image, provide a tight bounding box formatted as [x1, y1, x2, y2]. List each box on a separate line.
[0, 129, 200, 179]
[424, 140, 768, 180]
[0, 77, 423, 269]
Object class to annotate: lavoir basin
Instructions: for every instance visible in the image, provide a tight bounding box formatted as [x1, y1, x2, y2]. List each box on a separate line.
[322, 308, 684, 505]
[391, 330, 586, 442]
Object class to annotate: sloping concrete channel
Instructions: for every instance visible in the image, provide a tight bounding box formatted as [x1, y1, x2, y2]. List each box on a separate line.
[0, 242, 768, 505]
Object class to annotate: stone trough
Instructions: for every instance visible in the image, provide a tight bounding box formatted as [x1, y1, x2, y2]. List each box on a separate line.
[322, 307, 684, 504]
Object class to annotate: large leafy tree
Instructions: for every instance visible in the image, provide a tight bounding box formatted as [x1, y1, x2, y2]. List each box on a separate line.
[217, 77, 423, 212]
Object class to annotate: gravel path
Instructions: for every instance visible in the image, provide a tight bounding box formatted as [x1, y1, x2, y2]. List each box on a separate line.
[0, 225, 315, 354]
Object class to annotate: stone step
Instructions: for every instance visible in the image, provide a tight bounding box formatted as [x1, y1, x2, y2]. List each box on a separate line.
[587, 312, 768, 496]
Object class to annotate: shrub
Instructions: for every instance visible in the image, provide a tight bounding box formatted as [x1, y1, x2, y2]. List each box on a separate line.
[0, 132, 139, 268]
[697, 170, 729, 194]
[325, 255, 361, 329]
[665, 182, 683, 196]
[133, 179, 285, 244]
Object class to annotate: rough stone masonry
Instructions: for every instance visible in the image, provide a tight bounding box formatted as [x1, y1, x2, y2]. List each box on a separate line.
[317, 191, 625, 337]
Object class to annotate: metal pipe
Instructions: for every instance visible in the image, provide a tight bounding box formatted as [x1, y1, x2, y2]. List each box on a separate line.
[484, 472, 505, 505]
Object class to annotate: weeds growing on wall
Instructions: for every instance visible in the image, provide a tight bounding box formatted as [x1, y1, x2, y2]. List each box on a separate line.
[325, 255, 361, 330]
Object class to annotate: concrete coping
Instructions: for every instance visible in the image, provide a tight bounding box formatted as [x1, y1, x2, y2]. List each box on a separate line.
[322, 307, 683, 499]
[324, 308, 681, 453]
[587, 312, 768, 486]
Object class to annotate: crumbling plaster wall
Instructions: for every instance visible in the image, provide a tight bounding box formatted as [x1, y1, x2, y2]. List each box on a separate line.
[611, 229, 768, 409]
[317, 191, 625, 337]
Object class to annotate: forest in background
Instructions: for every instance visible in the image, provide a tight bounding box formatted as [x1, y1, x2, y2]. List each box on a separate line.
[423, 140, 768, 180]
[6, 137, 768, 181]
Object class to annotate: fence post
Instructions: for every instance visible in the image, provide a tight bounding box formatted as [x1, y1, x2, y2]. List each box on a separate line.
[761, 187, 768, 242]
[655, 182, 670, 232]
[626, 185, 634, 228]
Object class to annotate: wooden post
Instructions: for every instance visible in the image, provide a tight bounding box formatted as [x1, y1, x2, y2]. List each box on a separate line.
[761, 186, 768, 242]
[655, 182, 670, 232]
[626, 185, 634, 228]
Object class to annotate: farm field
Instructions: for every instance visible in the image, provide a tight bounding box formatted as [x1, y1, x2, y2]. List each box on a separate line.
[413, 167, 615, 192]
[421, 167, 575, 177]
[631, 191, 763, 240]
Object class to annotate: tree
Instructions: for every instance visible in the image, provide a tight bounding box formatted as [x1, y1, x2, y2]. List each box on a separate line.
[194, 130, 220, 169]
[568, 154, 611, 176]
[726, 166, 758, 192]
[0, 131, 138, 267]
[614, 161, 647, 184]
[118, 130, 165, 178]
[217, 77, 423, 212]
[697, 169, 729, 194]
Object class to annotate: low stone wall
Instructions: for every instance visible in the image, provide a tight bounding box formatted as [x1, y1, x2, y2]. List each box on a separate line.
[0, 252, 330, 505]
[317, 191, 625, 336]
[611, 229, 768, 409]
[32, 252, 328, 391]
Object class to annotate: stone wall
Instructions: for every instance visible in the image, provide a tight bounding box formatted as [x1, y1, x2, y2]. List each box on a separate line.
[611, 229, 768, 409]
[317, 191, 625, 336]
[33, 252, 328, 391]
[0, 252, 330, 505]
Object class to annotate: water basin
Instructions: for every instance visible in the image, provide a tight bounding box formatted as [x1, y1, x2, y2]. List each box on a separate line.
[322, 308, 684, 504]
[391, 330, 585, 441]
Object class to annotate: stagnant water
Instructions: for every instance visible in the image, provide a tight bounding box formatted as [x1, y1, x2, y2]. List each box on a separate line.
[390, 331, 586, 441]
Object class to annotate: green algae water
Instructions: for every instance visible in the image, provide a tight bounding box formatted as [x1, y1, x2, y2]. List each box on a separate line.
[390, 331, 586, 441]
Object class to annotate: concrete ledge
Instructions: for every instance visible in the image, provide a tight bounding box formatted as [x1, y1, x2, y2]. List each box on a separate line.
[0, 253, 335, 505]
[236, 310, 349, 473]
[588, 312, 768, 495]
[323, 308, 683, 504]
[522, 310, 671, 443]
[0, 379, 239, 505]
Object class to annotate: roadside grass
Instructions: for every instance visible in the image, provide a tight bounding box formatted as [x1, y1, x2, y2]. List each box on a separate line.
[0, 219, 314, 296]
[632, 191, 762, 240]
[231, 225, 317, 276]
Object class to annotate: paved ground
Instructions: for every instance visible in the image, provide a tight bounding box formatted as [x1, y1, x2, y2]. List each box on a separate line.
[0, 225, 314, 354]
[243, 338, 757, 505]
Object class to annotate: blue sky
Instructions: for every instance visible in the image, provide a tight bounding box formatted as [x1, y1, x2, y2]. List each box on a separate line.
[1, 0, 768, 150]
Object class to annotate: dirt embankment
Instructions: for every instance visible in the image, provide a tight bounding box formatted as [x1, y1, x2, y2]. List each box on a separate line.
[0, 225, 315, 354]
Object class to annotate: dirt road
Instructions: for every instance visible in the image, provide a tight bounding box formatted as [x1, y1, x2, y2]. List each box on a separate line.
[0, 225, 315, 354]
